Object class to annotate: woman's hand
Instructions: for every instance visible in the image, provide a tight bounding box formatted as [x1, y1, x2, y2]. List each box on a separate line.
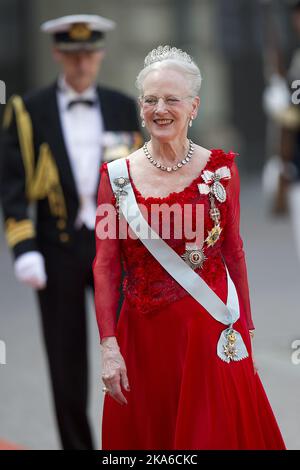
[101, 336, 130, 405]
[249, 330, 258, 375]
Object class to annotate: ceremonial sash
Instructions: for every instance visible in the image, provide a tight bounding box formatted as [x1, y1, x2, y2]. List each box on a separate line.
[107, 158, 249, 363]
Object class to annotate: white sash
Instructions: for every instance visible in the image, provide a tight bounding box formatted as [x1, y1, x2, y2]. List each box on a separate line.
[107, 158, 249, 363]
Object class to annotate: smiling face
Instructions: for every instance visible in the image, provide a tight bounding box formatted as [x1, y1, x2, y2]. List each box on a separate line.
[140, 67, 200, 144]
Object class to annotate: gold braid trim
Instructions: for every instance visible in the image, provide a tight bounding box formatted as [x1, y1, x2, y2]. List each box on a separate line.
[32, 143, 67, 218]
[4, 96, 34, 197]
[5, 218, 36, 248]
[274, 106, 300, 130]
[3, 95, 67, 220]
[2, 99, 14, 130]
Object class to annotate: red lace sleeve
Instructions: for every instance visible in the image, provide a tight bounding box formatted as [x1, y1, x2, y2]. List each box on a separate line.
[221, 161, 255, 330]
[92, 163, 122, 342]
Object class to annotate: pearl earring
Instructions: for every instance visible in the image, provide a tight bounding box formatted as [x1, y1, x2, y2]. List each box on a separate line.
[142, 119, 145, 128]
[189, 117, 194, 128]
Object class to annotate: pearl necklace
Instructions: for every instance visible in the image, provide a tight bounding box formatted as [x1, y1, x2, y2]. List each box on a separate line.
[143, 139, 194, 172]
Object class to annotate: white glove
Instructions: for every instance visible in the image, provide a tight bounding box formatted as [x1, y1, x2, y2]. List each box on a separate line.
[262, 74, 290, 118]
[14, 251, 47, 290]
[101, 336, 130, 406]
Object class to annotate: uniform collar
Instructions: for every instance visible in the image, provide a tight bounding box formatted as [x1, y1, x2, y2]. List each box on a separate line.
[57, 75, 98, 108]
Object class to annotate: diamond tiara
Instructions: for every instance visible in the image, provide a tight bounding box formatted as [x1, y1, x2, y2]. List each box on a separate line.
[144, 45, 194, 67]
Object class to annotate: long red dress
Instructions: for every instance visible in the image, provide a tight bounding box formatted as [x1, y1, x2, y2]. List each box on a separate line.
[93, 148, 286, 450]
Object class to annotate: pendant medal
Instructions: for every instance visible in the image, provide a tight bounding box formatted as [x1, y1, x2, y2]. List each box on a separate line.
[205, 225, 223, 247]
[223, 328, 238, 361]
[208, 194, 220, 221]
[209, 206, 220, 222]
[217, 326, 249, 363]
[212, 180, 226, 203]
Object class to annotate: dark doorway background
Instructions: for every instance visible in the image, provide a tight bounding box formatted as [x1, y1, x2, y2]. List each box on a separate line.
[0, 0, 30, 119]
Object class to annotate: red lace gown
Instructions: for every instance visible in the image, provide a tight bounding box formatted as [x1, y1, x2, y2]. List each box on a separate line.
[93, 149, 285, 450]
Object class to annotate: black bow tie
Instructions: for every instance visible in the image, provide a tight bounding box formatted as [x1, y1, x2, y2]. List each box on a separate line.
[67, 99, 96, 110]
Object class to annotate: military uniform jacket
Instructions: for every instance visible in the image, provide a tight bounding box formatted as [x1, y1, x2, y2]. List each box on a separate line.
[0, 82, 142, 258]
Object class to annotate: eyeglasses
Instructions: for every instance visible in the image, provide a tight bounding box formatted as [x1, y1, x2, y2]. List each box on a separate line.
[141, 95, 193, 108]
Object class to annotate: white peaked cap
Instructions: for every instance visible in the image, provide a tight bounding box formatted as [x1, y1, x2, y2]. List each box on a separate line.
[41, 14, 116, 34]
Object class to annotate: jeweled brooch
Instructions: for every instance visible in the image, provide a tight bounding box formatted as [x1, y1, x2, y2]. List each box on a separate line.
[113, 176, 130, 218]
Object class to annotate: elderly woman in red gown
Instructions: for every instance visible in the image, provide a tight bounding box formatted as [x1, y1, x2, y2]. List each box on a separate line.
[93, 45, 285, 450]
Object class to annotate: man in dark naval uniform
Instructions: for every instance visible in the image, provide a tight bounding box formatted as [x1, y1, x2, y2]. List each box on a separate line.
[0, 14, 142, 449]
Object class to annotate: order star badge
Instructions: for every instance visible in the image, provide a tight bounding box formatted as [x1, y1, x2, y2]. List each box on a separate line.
[181, 243, 207, 270]
[205, 225, 223, 247]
